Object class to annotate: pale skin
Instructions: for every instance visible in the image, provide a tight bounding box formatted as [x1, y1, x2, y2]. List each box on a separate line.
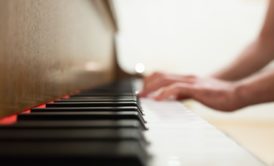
[140, 0, 274, 112]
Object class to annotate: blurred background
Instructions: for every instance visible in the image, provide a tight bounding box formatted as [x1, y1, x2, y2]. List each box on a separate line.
[113, 0, 274, 165]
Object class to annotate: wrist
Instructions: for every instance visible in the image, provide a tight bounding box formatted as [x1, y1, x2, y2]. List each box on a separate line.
[233, 80, 255, 109]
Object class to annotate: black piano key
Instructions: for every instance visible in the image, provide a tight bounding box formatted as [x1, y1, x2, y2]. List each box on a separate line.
[82, 89, 133, 93]
[32, 106, 140, 112]
[46, 101, 138, 107]
[80, 86, 134, 93]
[71, 93, 135, 97]
[0, 141, 147, 166]
[0, 79, 148, 166]
[46, 101, 139, 108]
[0, 128, 146, 144]
[31, 106, 144, 115]
[68, 96, 137, 100]
[56, 98, 137, 102]
[46, 101, 144, 114]
[0, 120, 144, 130]
[18, 112, 147, 128]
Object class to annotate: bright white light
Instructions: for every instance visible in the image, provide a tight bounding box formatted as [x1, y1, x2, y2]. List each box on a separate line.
[134, 62, 145, 74]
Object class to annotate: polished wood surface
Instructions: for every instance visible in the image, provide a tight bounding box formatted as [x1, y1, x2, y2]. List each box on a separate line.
[0, 0, 117, 117]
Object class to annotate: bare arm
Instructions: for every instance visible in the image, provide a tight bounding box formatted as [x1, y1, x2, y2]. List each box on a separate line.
[236, 68, 274, 107]
[140, 1, 274, 111]
[213, 0, 274, 81]
[149, 69, 274, 111]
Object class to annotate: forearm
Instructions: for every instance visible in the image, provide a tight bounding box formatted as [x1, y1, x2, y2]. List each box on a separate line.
[236, 69, 274, 107]
[213, 39, 274, 81]
[213, 0, 274, 81]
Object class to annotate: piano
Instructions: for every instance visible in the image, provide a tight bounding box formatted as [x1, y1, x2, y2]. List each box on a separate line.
[0, 0, 265, 165]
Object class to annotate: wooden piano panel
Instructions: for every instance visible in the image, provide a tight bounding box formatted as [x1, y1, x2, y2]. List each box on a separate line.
[0, 0, 117, 117]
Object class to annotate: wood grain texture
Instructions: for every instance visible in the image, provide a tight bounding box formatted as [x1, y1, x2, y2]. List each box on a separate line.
[0, 0, 116, 117]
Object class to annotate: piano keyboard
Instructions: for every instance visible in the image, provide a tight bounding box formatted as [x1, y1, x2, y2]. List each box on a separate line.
[0, 79, 149, 166]
[0, 79, 265, 166]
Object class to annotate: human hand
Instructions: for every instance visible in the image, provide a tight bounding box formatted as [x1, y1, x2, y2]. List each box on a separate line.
[140, 72, 244, 112]
[139, 72, 197, 99]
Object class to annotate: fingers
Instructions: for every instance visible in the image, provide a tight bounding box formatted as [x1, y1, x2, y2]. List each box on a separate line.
[139, 72, 198, 98]
[143, 72, 161, 90]
[139, 72, 160, 96]
[140, 72, 173, 97]
[153, 83, 197, 101]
